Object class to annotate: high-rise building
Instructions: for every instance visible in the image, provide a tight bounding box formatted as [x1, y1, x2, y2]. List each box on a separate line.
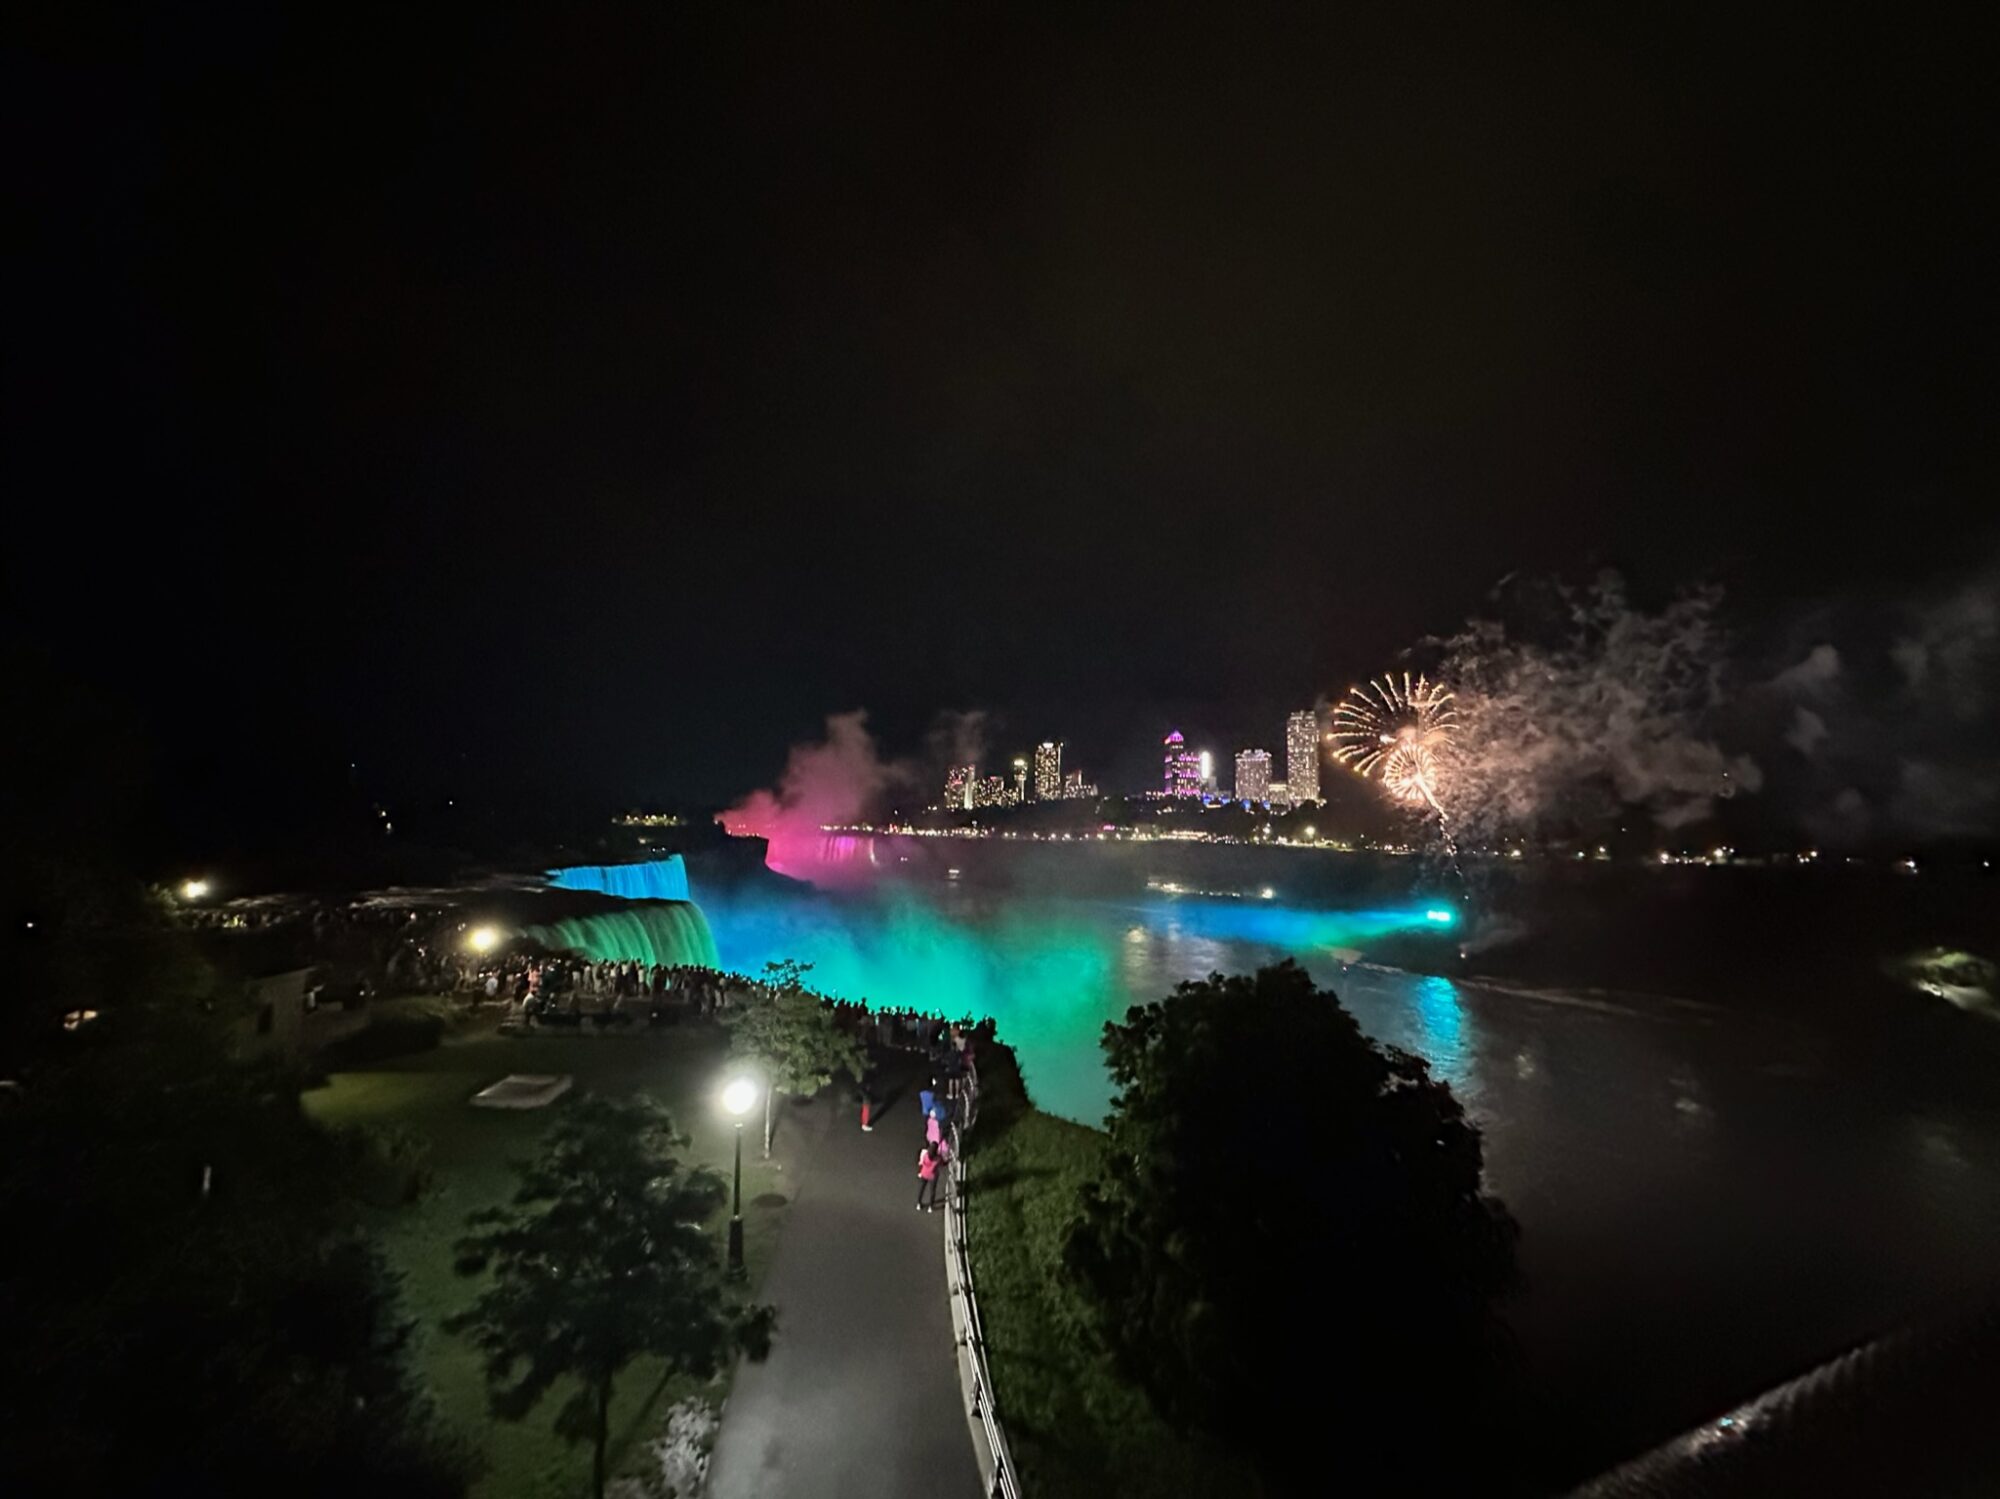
[942, 764, 974, 811]
[1163, 731, 1203, 798]
[1011, 758, 1029, 803]
[972, 775, 1008, 808]
[1198, 749, 1216, 795]
[1235, 749, 1272, 803]
[1035, 741, 1063, 801]
[1268, 779, 1291, 810]
[1286, 710, 1321, 804]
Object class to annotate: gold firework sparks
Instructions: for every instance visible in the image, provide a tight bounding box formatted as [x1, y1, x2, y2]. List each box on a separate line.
[1329, 672, 1457, 814]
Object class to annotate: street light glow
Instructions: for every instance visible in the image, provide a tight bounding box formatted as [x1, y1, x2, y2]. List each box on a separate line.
[722, 1077, 759, 1117]
[465, 925, 500, 953]
[180, 878, 210, 901]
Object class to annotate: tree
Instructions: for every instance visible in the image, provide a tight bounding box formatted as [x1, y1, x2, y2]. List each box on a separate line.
[1061, 961, 1519, 1495]
[721, 959, 865, 1156]
[0, 910, 470, 1496]
[447, 1094, 774, 1499]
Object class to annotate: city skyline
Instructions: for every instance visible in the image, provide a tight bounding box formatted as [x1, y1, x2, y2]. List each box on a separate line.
[933, 709, 1328, 811]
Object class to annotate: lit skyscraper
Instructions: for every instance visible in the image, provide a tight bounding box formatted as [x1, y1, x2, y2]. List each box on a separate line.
[1198, 749, 1216, 795]
[1286, 710, 1321, 804]
[1011, 758, 1029, 804]
[1163, 732, 1202, 798]
[1035, 741, 1063, 801]
[942, 764, 974, 811]
[1235, 749, 1272, 803]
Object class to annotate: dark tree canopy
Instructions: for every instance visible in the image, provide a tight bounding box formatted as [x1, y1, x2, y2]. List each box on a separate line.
[1062, 961, 1519, 1494]
[448, 1093, 774, 1499]
[0, 906, 468, 1496]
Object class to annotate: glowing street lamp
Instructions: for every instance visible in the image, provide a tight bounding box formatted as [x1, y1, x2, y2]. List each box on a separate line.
[465, 925, 500, 954]
[722, 1075, 760, 1277]
[180, 878, 210, 902]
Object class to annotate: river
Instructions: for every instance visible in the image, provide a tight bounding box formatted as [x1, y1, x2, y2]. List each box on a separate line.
[692, 836, 2000, 1485]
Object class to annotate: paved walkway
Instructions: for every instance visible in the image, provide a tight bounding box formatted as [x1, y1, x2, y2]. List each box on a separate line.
[707, 1050, 982, 1499]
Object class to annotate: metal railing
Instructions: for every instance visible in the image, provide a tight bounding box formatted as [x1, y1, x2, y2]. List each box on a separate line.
[944, 1082, 1023, 1499]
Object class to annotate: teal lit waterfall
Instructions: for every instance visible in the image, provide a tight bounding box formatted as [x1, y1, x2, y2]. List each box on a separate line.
[524, 899, 719, 967]
[546, 856, 692, 902]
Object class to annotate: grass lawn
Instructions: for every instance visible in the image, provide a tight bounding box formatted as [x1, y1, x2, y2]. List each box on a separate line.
[304, 1015, 812, 1499]
[965, 1106, 1259, 1498]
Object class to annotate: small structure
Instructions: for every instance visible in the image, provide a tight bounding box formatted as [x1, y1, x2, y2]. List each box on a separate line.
[470, 1074, 574, 1110]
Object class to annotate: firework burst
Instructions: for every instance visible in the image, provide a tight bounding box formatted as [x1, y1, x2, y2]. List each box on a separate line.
[1329, 672, 1457, 815]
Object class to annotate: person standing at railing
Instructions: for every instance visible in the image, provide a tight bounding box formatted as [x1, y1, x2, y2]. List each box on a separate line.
[934, 1131, 954, 1203]
[917, 1143, 941, 1212]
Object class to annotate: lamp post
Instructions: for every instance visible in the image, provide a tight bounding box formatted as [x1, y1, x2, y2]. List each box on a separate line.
[722, 1076, 759, 1278]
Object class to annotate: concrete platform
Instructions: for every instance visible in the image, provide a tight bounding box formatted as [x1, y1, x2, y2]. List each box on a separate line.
[469, 1073, 574, 1109]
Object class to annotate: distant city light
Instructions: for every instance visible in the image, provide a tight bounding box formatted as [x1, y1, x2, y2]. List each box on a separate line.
[180, 878, 210, 901]
[1035, 741, 1063, 801]
[465, 925, 500, 953]
[1163, 732, 1203, 799]
[1285, 710, 1320, 804]
[1236, 749, 1272, 804]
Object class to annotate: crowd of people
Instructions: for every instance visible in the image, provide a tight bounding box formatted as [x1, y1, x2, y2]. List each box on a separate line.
[837, 1006, 985, 1213]
[467, 956, 744, 1027]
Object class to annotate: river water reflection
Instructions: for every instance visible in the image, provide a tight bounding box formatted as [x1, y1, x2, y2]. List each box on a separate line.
[698, 841, 2000, 1484]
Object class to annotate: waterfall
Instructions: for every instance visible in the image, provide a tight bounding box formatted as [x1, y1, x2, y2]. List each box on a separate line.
[524, 899, 719, 967]
[547, 855, 692, 902]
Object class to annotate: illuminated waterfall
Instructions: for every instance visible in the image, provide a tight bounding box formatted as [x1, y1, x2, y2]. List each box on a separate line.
[524, 899, 719, 967]
[547, 856, 692, 903]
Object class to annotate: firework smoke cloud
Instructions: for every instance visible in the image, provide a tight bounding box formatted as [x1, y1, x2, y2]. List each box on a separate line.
[1430, 574, 1762, 836]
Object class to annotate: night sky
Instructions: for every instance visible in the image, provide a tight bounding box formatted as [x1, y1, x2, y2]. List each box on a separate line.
[8, 8, 1996, 838]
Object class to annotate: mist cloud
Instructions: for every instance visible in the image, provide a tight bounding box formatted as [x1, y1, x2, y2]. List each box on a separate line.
[719, 711, 910, 878]
[1435, 574, 1761, 837]
[1759, 561, 2000, 842]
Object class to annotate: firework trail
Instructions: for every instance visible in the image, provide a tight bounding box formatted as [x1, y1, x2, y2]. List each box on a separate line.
[1330, 673, 1462, 867]
[1329, 672, 1458, 817]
